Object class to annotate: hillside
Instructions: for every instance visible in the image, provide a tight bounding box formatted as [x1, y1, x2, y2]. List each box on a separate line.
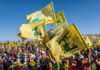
[82, 34, 100, 40]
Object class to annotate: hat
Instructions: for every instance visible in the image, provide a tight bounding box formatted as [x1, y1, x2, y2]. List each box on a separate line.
[78, 55, 84, 60]
[41, 51, 46, 54]
[30, 54, 35, 58]
[24, 53, 27, 56]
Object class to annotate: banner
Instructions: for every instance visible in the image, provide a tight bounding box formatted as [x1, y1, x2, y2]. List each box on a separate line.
[48, 23, 66, 40]
[84, 37, 93, 48]
[47, 35, 63, 62]
[20, 21, 46, 40]
[57, 24, 87, 56]
[96, 39, 100, 46]
[47, 24, 87, 62]
[27, 1, 56, 24]
[51, 10, 67, 26]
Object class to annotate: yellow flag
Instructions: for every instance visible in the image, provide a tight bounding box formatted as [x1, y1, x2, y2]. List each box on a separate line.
[34, 39, 39, 47]
[18, 46, 22, 53]
[9, 41, 17, 50]
[0, 44, 4, 47]
[47, 35, 63, 62]
[47, 24, 87, 62]
[57, 24, 87, 57]
[27, 1, 56, 24]
[17, 33, 27, 42]
[51, 10, 67, 26]
[84, 37, 93, 48]
[20, 21, 46, 40]
[48, 23, 66, 40]
[96, 39, 100, 46]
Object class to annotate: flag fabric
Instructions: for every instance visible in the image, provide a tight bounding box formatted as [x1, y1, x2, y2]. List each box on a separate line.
[27, 1, 56, 24]
[48, 23, 66, 40]
[96, 39, 100, 46]
[51, 10, 67, 26]
[10, 41, 17, 50]
[57, 24, 87, 57]
[17, 33, 27, 42]
[84, 37, 93, 48]
[46, 35, 63, 62]
[20, 21, 46, 40]
[47, 24, 87, 62]
[18, 46, 22, 53]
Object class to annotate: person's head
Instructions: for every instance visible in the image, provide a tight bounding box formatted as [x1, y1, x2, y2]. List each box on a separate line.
[9, 57, 12, 61]
[30, 53, 35, 60]
[3, 57, 7, 62]
[78, 55, 84, 64]
[72, 60, 77, 67]
[0, 56, 2, 63]
[41, 51, 46, 58]
[79, 58, 84, 64]
[3, 56, 6, 60]
[84, 57, 88, 63]
[65, 58, 70, 64]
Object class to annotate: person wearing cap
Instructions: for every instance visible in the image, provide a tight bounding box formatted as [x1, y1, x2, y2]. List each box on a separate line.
[77, 51, 95, 70]
[28, 53, 37, 70]
[22, 53, 29, 70]
[3, 57, 9, 70]
[9, 57, 15, 70]
[40, 51, 50, 70]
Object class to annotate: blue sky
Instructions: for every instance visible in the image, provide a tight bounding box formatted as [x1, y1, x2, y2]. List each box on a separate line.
[0, 0, 100, 41]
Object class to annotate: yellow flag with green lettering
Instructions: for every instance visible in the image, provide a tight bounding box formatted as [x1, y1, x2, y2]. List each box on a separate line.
[20, 21, 46, 40]
[51, 10, 67, 26]
[47, 24, 87, 62]
[27, 1, 56, 24]
[84, 37, 93, 48]
[48, 23, 66, 40]
[47, 35, 63, 62]
[96, 39, 100, 46]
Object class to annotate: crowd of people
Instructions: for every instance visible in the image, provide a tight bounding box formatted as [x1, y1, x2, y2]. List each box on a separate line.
[0, 40, 100, 70]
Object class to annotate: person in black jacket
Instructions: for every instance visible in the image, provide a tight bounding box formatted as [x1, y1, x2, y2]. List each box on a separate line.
[3, 57, 9, 70]
[40, 51, 50, 70]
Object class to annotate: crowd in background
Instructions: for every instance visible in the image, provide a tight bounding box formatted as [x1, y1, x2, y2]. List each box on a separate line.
[0, 40, 100, 70]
